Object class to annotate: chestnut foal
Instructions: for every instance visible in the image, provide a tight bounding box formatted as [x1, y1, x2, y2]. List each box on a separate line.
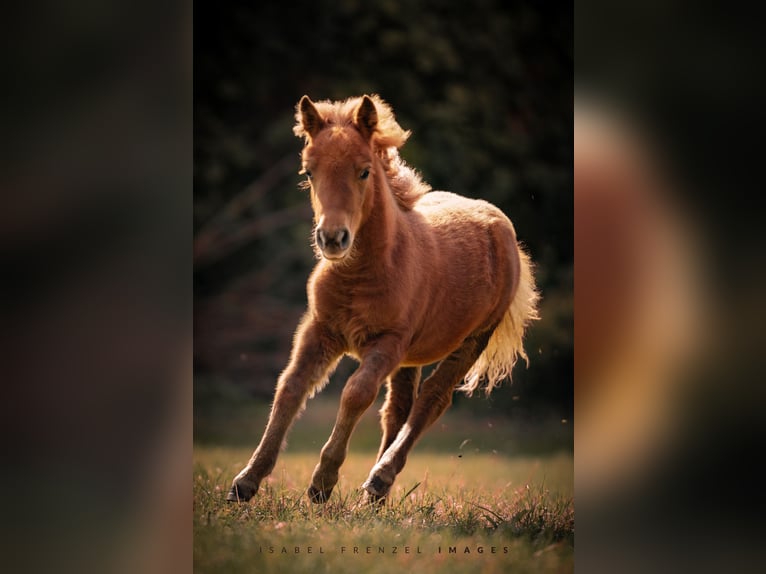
[228, 95, 539, 504]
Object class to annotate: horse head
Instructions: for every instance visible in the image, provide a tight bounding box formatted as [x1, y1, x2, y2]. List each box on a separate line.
[296, 95, 379, 261]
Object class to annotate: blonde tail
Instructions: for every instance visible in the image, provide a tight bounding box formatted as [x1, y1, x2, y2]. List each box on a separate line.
[459, 246, 540, 396]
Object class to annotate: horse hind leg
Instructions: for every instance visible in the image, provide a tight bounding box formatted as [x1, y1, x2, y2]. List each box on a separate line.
[377, 367, 421, 462]
[362, 331, 492, 502]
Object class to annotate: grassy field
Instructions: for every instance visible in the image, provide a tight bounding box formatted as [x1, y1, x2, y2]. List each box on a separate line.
[194, 396, 573, 573]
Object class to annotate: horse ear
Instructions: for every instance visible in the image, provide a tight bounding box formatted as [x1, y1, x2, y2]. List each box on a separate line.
[299, 95, 324, 139]
[354, 95, 378, 140]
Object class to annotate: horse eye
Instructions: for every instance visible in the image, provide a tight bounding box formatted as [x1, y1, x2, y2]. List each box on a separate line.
[360, 169, 370, 180]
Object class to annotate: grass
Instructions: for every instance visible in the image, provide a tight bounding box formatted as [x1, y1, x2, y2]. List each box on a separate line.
[194, 392, 573, 573]
[194, 448, 573, 573]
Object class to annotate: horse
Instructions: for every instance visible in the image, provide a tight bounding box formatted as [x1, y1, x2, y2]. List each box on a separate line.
[228, 94, 539, 504]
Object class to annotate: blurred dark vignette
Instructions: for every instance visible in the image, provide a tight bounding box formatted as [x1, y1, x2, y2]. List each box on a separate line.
[577, 2, 766, 573]
[0, 2, 191, 574]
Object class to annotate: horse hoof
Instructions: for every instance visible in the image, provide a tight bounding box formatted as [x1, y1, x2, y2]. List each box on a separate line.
[362, 489, 386, 507]
[226, 481, 257, 502]
[362, 475, 390, 498]
[307, 484, 334, 503]
[308, 485, 331, 503]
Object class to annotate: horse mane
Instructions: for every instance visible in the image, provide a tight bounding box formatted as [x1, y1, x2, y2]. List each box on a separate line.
[294, 95, 430, 210]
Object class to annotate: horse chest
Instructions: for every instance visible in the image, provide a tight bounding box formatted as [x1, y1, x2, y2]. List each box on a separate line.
[312, 275, 403, 348]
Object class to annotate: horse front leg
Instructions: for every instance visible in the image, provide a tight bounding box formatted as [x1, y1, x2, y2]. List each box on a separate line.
[308, 335, 405, 503]
[227, 317, 342, 502]
[362, 331, 492, 502]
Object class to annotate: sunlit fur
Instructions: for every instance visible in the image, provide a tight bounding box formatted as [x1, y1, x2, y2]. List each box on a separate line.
[229, 95, 539, 504]
[295, 95, 430, 210]
[460, 248, 540, 395]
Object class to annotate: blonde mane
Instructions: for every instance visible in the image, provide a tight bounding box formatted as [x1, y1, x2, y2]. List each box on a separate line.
[294, 95, 430, 210]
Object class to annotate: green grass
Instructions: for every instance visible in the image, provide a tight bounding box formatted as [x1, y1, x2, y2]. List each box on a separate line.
[194, 448, 573, 573]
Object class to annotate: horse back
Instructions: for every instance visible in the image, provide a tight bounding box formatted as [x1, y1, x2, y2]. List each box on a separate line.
[412, 191, 519, 289]
[398, 191, 521, 361]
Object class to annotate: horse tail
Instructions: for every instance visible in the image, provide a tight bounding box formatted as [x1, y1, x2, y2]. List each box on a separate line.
[459, 244, 540, 396]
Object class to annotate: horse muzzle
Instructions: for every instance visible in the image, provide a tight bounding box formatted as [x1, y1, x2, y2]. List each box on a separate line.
[315, 225, 352, 260]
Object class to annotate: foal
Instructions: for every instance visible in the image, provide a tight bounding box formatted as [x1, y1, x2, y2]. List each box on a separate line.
[228, 95, 539, 504]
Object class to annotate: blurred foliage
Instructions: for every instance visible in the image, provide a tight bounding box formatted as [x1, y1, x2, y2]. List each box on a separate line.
[194, 0, 572, 416]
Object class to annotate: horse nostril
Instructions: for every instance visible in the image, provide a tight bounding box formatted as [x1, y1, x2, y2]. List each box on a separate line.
[338, 228, 350, 249]
[315, 228, 326, 249]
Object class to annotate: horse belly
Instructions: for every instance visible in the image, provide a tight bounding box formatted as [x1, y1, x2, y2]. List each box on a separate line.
[402, 338, 467, 366]
[401, 297, 493, 366]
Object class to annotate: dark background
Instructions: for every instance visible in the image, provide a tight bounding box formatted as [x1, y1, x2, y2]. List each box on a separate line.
[194, 0, 573, 423]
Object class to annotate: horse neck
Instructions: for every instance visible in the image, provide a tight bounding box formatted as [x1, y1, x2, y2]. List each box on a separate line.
[353, 168, 401, 267]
